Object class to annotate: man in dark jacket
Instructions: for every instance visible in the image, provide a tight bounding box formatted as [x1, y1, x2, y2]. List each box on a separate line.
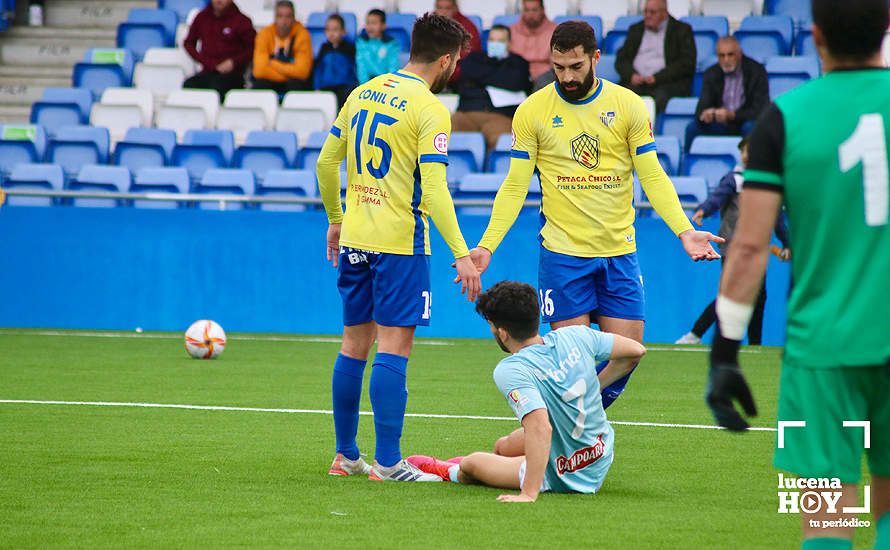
[685, 36, 769, 150]
[615, 0, 696, 112]
[183, 0, 256, 101]
[452, 25, 530, 151]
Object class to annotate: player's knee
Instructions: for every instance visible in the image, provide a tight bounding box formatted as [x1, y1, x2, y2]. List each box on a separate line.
[460, 452, 485, 477]
[493, 436, 510, 455]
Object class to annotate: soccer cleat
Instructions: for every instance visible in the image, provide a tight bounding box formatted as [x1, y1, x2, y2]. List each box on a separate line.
[328, 453, 372, 476]
[406, 455, 458, 480]
[675, 332, 702, 345]
[445, 456, 465, 465]
[368, 459, 443, 482]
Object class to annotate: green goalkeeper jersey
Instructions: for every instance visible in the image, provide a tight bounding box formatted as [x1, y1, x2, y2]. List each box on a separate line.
[744, 68, 890, 368]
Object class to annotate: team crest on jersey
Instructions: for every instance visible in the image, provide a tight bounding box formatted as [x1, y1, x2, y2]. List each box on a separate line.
[599, 111, 616, 127]
[508, 390, 529, 407]
[433, 132, 448, 154]
[571, 133, 600, 170]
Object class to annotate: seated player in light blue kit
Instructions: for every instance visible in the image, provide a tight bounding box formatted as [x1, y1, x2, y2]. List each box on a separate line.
[408, 281, 645, 501]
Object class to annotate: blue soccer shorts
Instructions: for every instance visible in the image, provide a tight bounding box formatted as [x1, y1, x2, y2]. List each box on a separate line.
[337, 247, 432, 327]
[537, 247, 645, 323]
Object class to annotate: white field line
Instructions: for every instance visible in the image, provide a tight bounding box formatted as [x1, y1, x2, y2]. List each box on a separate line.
[0, 399, 777, 432]
[0, 330, 768, 353]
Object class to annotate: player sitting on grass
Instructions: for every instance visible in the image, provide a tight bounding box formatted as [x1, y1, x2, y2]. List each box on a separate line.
[408, 281, 646, 501]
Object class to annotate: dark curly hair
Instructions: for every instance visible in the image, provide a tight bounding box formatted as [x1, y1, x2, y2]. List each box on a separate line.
[475, 281, 540, 341]
[812, 0, 887, 61]
[550, 20, 598, 54]
[409, 13, 471, 63]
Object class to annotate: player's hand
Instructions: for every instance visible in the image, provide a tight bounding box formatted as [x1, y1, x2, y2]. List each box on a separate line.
[707, 334, 758, 432]
[497, 493, 536, 503]
[326, 223, 341, 268]
[679, 229, 724, 261]
[469, 247, 492, 274]
[453, 255, 481, 302]
[691, 209, 705, 226]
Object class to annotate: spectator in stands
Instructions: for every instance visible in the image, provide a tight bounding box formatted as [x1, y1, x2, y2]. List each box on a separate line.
[675, 138, 790, 345]
[452, 25, 530, 150]
[356, 9, 401, 84]
[183, 0, 256, 101]
[434, 0, 482, 86]
[314, 14, 358, 108]
[685, 36, 769, 150]
[252, 1, 313, 96]
[615, 0, 695, 112]
[509, 0, 558, 81]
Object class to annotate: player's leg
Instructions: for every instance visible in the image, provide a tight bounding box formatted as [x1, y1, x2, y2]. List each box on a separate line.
[747, 277, 767, 345]
[494, 427, 525, 457]
[457, 453, 525, 489]
[592, 253, 646, 408]
[867, 364, 890, 547]
[538, 245, 598, 330]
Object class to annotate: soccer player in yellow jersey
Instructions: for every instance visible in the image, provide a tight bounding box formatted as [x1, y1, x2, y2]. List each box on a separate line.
[471, 21, 722, 414]
[316, 14, 480, 482]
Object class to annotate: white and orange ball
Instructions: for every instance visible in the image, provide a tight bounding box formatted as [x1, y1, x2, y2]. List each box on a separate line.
[184, 320, 227, 359]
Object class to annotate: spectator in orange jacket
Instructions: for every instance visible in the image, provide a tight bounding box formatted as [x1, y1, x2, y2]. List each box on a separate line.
[252, 0, 313, 95]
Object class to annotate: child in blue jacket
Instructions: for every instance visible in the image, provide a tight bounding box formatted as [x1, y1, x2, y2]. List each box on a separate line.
[314, 13, 357, 108]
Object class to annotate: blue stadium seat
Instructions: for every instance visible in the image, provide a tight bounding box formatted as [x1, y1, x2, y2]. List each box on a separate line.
[3, 163, 64, 206]
[0, 124, 47, 180]
[684, 136, 741, 189]
[72, 48, 135, 99]
[492, 14, 519, 28]
[171, 129, 235, 185]
[655, 135, 681, 175]
[657, 97, 698, 147]
[554, 16, 603, 44]
[385, 12, 415, 51]
[766, 55, 820, 99]
[46, 125, 110, 181]
[126, 8, 178, 43]
[117, 24, 169, 62]
[671, 176, 708, 211]
[466, 15, 482, 34]
[764, 0, 811, 28]
[307, 11, 358, 40]
[448, 132, 485, 187]
[233, 130, 298, 183]
[453, 173, 501, 215]
[794, 29, 815, 56]
[114, 127, 177, 174]
[194, 168, 256, 210]
[29, 88, 93, 138]
[256, 169, 316, 211]
[486, 133, 513, 173]
[597, 54, 620, 83]
[159, 0, 205, 22]
[70, 164, 130, 208]
[681, 16, 729, 68]
[387, 27, 411, 53]
[603, 15, 642, 54]
[296, 130, 328, 170]
[132, 166, 190, 209]
[735, 15, 794, 60]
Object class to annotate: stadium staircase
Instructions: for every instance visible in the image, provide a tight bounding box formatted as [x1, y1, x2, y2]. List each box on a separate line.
[0, 0, 152, 123]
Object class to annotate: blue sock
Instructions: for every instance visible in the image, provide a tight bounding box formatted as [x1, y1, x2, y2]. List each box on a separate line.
[800, 538, 851, 550]
[595, 360, 636, 410]
[369, 352, 408, 468]
[332, 353, 366, 461]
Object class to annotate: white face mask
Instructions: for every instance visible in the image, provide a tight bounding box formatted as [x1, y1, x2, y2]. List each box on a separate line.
[487, 41, 509, 60]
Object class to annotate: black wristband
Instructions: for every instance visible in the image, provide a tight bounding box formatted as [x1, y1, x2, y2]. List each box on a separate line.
[711, 328, 741, 365]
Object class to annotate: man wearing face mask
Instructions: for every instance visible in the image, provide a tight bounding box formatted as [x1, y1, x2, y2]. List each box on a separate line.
[452, 25, 531, 151]
[469, 21, 722, 411]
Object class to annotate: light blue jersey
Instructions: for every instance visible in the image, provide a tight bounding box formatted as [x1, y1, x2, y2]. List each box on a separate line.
[493, 325, 615, 494]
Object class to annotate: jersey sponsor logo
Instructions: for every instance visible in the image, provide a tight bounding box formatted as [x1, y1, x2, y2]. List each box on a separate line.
[571, 133, 600, 170]
[508, 390, 529, 407]
[552, 115, 564, 128]
[433, 132, 449, 154]
[555, 434, 606, 475]
[599, 111, 616, 127]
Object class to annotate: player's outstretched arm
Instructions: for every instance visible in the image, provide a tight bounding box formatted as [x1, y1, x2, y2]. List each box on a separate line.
[597, 334, 647, 389]
[498, 408, 550, 503]
[317, 128, 347, 267]
[474, 156, 536, 272]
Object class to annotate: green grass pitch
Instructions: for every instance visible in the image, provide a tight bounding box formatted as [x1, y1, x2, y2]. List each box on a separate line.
[0, 330, 877, 548]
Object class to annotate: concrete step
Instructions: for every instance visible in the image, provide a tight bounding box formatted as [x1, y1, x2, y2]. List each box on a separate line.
[0, 41, 91, 68]
[43, 0, 157, 29]
[1, 25, 116, 42]
[0, 65, 72, 78]
[0, 104, 32, 124]
[0, 78, 70, 106]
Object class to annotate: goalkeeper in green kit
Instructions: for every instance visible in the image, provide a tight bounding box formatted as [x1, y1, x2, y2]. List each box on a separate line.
[704, 0, 890, 548]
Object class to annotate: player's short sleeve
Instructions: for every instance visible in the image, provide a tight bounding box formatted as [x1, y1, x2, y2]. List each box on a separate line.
[493, 359, 546, 421]
[627, 95, 656, 157]
[744, 103, 785, 192]
[569, 326, 614, 363]
[417, 101, 451, 165]
[509, 100, 538, 162]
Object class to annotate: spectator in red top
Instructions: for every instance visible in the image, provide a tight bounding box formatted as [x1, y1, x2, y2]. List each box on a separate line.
[434, 0, 481, 86]
[183, 0, 257, 100]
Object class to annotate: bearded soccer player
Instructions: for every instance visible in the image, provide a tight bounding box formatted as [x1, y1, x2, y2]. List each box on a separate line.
[470, 21, 722, 411]
[317, 13, 481, 482]
[706, 0, 890, 548]
[409, 281, 646, 501]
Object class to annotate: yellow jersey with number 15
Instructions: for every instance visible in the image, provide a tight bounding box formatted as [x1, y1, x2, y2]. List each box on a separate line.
[329, 70, 457, 256]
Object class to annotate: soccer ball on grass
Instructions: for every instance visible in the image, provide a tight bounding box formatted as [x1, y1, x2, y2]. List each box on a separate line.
[184, 320, 227, 359]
